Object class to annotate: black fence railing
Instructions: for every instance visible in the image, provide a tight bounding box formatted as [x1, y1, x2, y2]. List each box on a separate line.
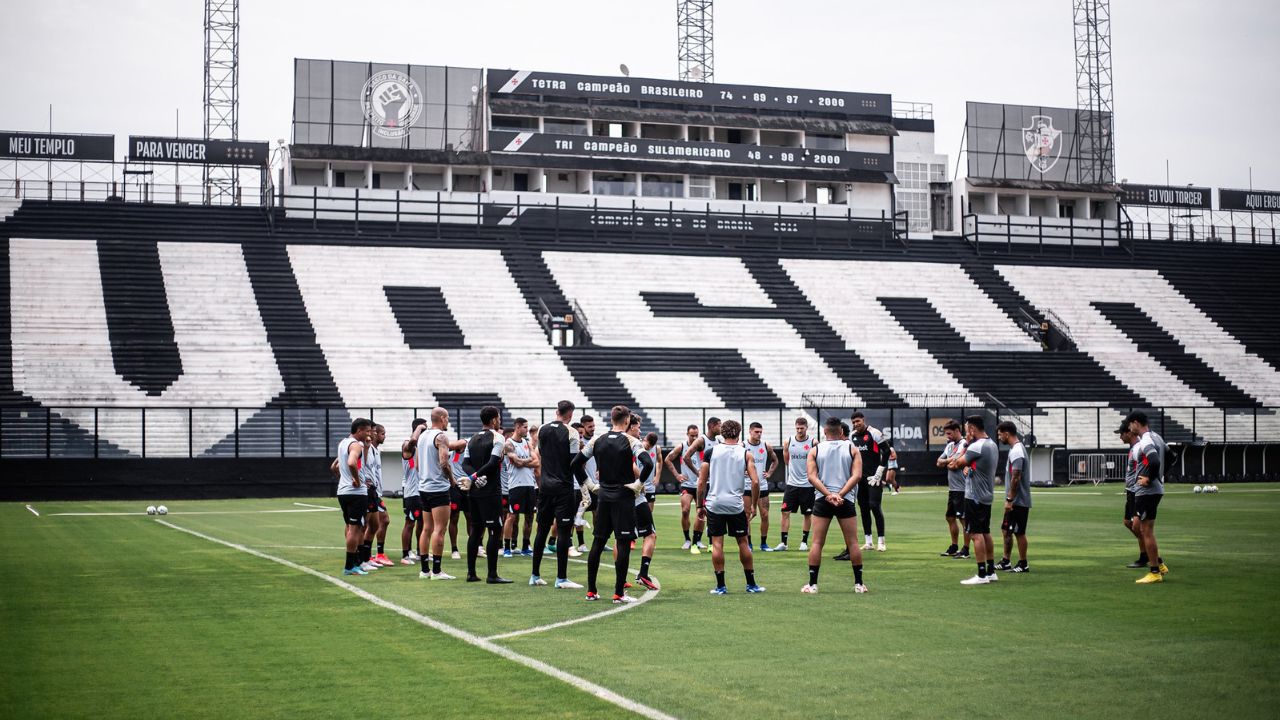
[2, 404, 1275, 461]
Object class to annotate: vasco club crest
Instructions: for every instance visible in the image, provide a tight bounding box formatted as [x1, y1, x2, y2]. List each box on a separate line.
[1022, 114, 1063, 173]
[362, 70, 422, 139]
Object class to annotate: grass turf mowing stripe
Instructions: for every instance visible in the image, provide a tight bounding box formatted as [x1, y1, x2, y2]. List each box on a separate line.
[155, 519, 678, 720]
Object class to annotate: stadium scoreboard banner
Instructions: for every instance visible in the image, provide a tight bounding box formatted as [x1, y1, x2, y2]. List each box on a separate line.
[128, 136, 269, 165]
[488, 69, 892, 118]
[1120, 183, 1212, 209]
[1218, 188, 1280, 212]
[965, 101, 1113, 184]
[489, 130, 889, 172]
[1, 131, 114, 161]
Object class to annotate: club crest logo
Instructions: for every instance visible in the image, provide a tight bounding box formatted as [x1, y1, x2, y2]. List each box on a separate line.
[1022, 114, 1063, 173]
[362, 70, 422, 139]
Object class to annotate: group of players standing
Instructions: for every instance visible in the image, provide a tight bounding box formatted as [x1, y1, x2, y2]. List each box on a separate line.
[334, 403, 1170, 596]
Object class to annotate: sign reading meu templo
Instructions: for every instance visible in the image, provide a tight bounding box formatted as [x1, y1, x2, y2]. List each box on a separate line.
[1218, 188, 1280, 213]
[1, 131, 114, 161]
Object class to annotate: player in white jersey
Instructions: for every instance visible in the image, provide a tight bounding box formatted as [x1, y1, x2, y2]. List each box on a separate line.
[697, 419, 765, 594]
[1117, 421, 1148, 568]
[335, 418, 372, 575]
[399, 418, 428, 565]
[1128, 411, 1170, 584]
[667, 424, 705, 552]
[802, 416, 868, 594]
[503, 418, 540, 557]
[357, 424, 391, 570]
[936, 420, 971, 558]
[417, 407, 468, 580]
[743, 422, 779, 551]
[776, 417, 815, 551]
[633, 428, 662, 590]
[683, 417, 722, 553]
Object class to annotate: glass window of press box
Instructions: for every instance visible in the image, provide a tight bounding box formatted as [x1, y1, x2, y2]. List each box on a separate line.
[293, 60, 482, 151]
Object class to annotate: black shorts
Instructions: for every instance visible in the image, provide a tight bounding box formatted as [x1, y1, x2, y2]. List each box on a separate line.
[509, 486, 536, 514]
[679, 486, 698, 501]
[501, 495, 509, 517]
[449, 484, 468, 512]
[743, 486, 770, 500]
[645, 492, 657, 505]
[706, 510, 749, 537]
[946, 490, 966, 518]
[402, 494, 424, 522]
[964, 500, 992, 535]
[339, 495, 367, 526]
[812, 494, 857, 520]
[468, 494, 503, 529]
[536, 487, 577, 527]
[1124, 490, 1136, 521]
[635, 501, 656, 537]
[1134, 493, 1162, 521]
[781, 485, 815, 516]
[421, 490, 450, 511]
[1001, 505, 1030, 536]
[593, 496, 637, 541]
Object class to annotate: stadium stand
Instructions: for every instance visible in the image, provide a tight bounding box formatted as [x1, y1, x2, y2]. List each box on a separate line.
[2, 199, 1279, 470]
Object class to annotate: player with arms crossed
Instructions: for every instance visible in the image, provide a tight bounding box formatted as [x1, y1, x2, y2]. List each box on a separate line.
[667, 424, 705, 553]
[936, 420, 970, 558]
[950, 416, 1000, 585]
[503, 418, 539, 557]
[802, 416, 867, 594]
[697, 420, 765, 595]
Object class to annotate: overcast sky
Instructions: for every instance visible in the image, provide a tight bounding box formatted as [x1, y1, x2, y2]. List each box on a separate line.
[2, 0, 1277, 189]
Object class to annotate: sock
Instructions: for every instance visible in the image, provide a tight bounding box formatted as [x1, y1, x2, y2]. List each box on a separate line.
[986, 560, 995, 575]
[760, 534, 767, 545]
[864, 534, 872, 545]
[376, 542, 384, 556]
[402, 548, 410, 559]
[802, 530, 810, 544]
[433, 556, 442, 574]
[809, 565, 819, 586]
[421, 554, 430, 573]
[683, 528, 691, 541]
[947, 543, 958, 552]
[853, 563, 863, 585]
[1150, 564, 1160, 574]
[714, 570, 726, 588]
[1138, 553, 1148, 563]
[692, 530, 703, 545]
[503, 538, 511, 551]
[977, 562, 987, 578]
[780, 531, 789, 545]
[1017, 559, 1027, 568]
[1157, 556, 1163, 565]
[744, 569, 756, 587]
[577, 528, 585, 545]
[360, 543, 372, 562]
[345, 551, 356, 570]
[877, 536, 884, 545]
[639, 555, 652, 579]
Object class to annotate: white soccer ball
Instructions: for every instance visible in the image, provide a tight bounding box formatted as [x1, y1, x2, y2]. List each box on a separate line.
[1193, 485, 1202, 494]
[146, 505, 157, 515]
[157, 505, 168, 515]
[1210, 485, 1220, 493]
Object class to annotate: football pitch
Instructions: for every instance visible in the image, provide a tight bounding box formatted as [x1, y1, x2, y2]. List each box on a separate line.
[4, 485, 1279, 719]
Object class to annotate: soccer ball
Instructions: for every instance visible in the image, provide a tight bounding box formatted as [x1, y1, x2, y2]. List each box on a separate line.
[146, 505, 157, 515]
[1193, 485, 1202, 494]
[157, 505, 168, 515]
[1209, 485, 1220, 494]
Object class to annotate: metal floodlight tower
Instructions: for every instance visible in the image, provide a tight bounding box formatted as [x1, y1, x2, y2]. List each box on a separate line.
[1074, 0, 1114, 184]
[678, 0, 713, 82]
[204, 0, 240, 202]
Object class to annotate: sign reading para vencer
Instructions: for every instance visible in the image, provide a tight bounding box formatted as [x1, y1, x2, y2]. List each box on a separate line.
[128, 136, 269, 166]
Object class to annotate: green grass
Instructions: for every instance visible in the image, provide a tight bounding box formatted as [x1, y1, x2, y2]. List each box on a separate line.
[4, 485, 1279, 719]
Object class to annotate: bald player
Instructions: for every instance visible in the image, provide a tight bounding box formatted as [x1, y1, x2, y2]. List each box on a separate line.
[802, 416, 867, 594]
[950, 415, 999, 585]
[417, 407, 468, 580]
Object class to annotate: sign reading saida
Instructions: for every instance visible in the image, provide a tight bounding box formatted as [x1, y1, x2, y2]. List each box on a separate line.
[128, 136, 269, 165]
[1, 131, 114, 161]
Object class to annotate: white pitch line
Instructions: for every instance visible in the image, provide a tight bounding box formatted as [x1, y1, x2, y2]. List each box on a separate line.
[156, 519, 677, 720]
[294, 502, 337, 510]
[25, 504, 39, 516]
[47, 508, 336, 517]
[486, 588, 657, 641]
